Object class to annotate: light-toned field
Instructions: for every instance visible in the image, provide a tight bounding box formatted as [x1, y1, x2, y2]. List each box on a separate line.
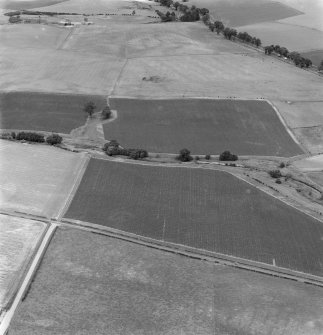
[293, 155, 323, 172]
[307, 172, 323, 188]
[0, 140, 87, 218]
[9, 226, 323, 335]
[0, 47, 124, 94]
[0, 214, 46, 310]
[0, 24, 69, 50]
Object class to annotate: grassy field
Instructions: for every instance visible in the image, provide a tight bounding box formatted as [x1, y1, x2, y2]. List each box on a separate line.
[235, 21, 323, 53]
[293, 155, 323, 172]
[0, 140, 87, 219]
[0, 214, 46, 310]
[190, 0, 301, 27]
[0, 24, 70, 50]
[104, 98, 303, 156]
[0, 92, 106, 133]
[65, 159, 323, 276]
[9, 226, 323, 335]
[307, 172, 323, 188]
[0, 47, 124, 95]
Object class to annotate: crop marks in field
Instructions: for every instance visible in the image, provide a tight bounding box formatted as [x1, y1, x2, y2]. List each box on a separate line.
[65, 159, 323, 277]
[104, 98, 303, 157]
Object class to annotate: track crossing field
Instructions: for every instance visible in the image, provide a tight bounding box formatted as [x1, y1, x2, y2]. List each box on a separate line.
[65, 159, 323, 277]
[0, 92, 106, 133]
[104, 98, 303, 157]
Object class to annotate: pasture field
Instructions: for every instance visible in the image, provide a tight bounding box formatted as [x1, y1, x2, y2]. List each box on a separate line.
[0, 140, 87, 219]
[0, 92, 106, 133]
[104, 98, 303, 156]
[0, 24, 70, 50]
[235, 22, 323, 53]
[190, 0, 301, 27]
[0, 47, 124, 95]
[65, 159, 323, 277]
[0, 214, 46, 310]
[9, 226, 323, 335]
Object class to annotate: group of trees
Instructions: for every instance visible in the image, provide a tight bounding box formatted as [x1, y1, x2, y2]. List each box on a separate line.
[11, 131, 62, 145]
[176, 149, 238, 162]
[103, 140, 148, 160]
[264, 45, 312, 68]
[83, 102, 112, 119]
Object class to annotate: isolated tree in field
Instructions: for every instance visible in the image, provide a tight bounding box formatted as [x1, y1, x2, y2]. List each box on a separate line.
[219, 150, 238, 161]
[177, 148, 193, 162]
[102, 105, 112, 119]
[84, 101, 96, 118]
[318, 60, 323, 71]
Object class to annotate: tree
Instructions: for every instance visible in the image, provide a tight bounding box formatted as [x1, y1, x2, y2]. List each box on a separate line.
[177, 148, 193, 162]
[219, 151, 238, 161]
[84, 101, 96, 118]
[318, 60, 323, 71]
[46, 133, 62, 145]
[102, 105, 112, 119]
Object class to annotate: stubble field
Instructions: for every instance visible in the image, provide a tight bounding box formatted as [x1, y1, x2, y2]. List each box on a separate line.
[0, 92, 106, 133]
[0, 214, 46, 310]
[0, 140, 87, 219]
[9, 226, 323, 335]
[104, 98, 303, 156]
[65, 158, 323, 276]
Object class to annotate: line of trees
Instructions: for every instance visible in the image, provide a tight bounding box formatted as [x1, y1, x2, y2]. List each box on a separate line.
[103, 140, 148, 160]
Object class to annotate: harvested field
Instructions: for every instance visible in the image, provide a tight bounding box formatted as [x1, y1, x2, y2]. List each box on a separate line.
[235, 22, 323, 52]
[0, 92, 106, 133]
[0, 140, 87, 218]
[0, 24, 70, 50]
[0, 47, 124, 95]
[65, 159, 323, 276]
[9, 226, 323, 335]
[104, 98, 303, 156]
[293, 126, 323, 155]
[0, 214, 46, 310]
[190, 0, 301, 27]
[293, 155, 323, 172]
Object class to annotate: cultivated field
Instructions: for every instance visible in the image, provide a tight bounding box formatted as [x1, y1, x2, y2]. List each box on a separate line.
[104, 98, 303, 156]
[190, 0, 301, 27]
[0, 0, 68, 10]
[0, 92, 106, 133]
[0, 140, 87, 219]
[9, 226, 323, 335]
[65, 159, 323, 276]
[0, 214, 46, 310]
[293, 155, 323, 172]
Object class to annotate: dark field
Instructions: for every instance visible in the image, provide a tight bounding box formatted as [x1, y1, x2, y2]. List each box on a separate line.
[189, 0, 301, 27]
[10, 227, 323, 335]
[301, 49, 323, 67]
[65, 159, 323, 277]
[0, 92, 106, 133]
[2, 0, 68, 10]
[104, 98, 303, 157]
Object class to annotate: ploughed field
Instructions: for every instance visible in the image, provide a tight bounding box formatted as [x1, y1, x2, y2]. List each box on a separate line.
[104, 98, 303, 157]
[65, 159, 323, 277]
[0, 92, 106, 133]
[9, 227, 323, 335]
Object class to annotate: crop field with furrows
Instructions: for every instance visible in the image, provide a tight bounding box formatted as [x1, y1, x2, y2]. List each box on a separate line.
[0, 25, 70, 50]
[0, 92, 106, 133]
[0, 48, 124, 95]
[0, 140, 87, 219]
[235, 22, 323, 53]
[189, 0, 301, 26]
[104, 98, 302, 157]
[9, 227, 323, 335]
[0, 214, 46, 310]
[65, 159, 323, 277]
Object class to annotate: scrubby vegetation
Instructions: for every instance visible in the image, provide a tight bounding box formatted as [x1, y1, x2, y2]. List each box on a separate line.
[16, 132, 45, 143]
[103, 140, 148, 160]
[269, 170, 282, 179]
[176, 148, 193, 162]
[219, 151, 238, 161]
[46, 133, 63, 145]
